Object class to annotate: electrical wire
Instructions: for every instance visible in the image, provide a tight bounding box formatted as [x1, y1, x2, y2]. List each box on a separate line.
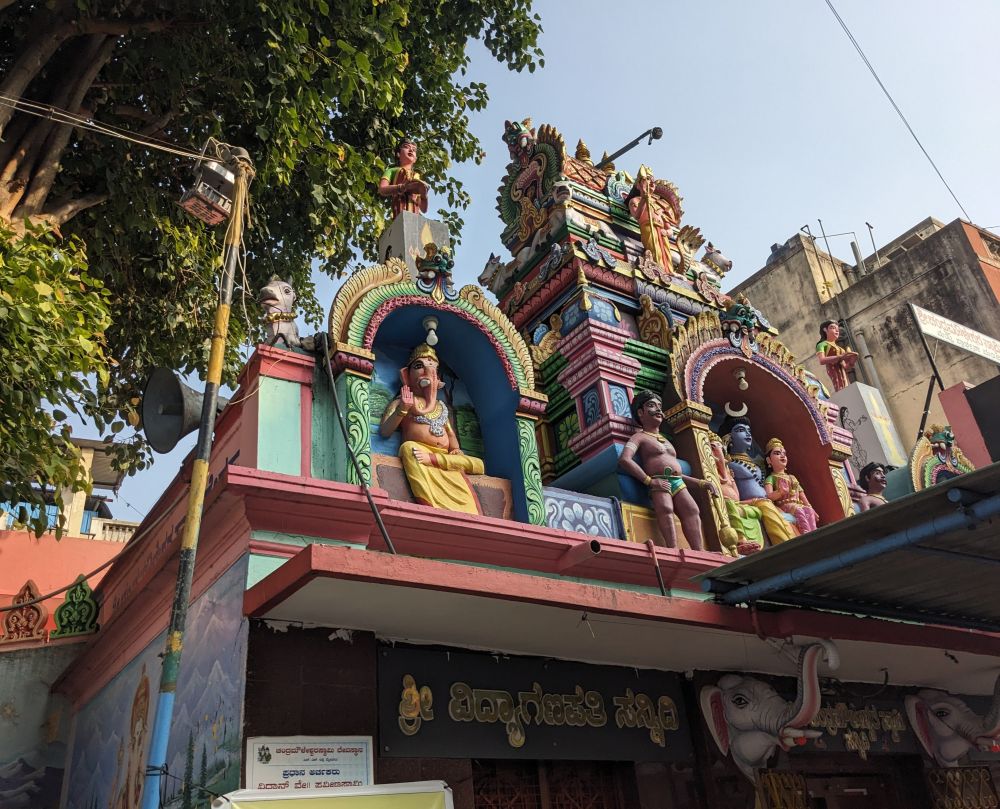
[822, 0, 972, 221]
[0, 142, 252, 614]
[0, 93, 204, 161]
[0, 490, 187, 613]
[320, 332, 397, 554]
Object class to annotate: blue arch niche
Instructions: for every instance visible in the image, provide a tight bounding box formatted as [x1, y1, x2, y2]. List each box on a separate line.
[369, 302, 530, 522]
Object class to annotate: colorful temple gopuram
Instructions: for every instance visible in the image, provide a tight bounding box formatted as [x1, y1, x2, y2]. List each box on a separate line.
[9, 120, 1000, 809]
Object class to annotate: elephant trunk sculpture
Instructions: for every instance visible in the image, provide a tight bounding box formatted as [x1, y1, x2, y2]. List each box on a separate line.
[905, 673, 1000, 767]
[700, 641, 838, 781]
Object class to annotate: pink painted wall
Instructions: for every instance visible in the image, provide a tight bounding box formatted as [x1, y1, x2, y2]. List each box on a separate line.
[938, 382, 992, 468]
[0, 530, 122, 631]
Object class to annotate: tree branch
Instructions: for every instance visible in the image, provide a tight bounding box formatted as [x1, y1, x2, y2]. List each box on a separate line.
[0, 20, 75, 137]
[16, 35, 114, 219]
[140, 108, 176, 137]
[73, 17, 174, 36]
[33, 192, 109, 229]
[114, 104, 176, 136]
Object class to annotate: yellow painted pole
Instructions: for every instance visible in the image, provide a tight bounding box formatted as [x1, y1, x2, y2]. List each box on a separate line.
[142, 152, 252, 809]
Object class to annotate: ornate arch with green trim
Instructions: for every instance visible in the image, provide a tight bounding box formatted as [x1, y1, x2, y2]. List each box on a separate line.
[329, 261, 538, 396]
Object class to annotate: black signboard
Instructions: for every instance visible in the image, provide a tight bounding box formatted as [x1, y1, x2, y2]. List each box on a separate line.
[378, 644, 693, 761]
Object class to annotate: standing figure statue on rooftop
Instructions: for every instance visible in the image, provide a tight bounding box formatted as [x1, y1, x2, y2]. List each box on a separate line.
[724, 418, 799, 545]
[378, 137, 429, 219]
[857, 462, 891, 511]
[380, 343, 484, 514]
[627, 166, 681, 274]
[815, 320, 858, 392]
[764, 438, 818, 534]
[617, 390, 715, 550]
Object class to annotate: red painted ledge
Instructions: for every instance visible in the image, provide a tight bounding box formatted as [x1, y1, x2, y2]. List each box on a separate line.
[244, 544, 1000, 658]
[225, 465, 727, 592]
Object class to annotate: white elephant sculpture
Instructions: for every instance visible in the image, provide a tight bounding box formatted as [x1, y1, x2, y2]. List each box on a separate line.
[700, 641, 839, 781]
[904, 674, 1000, 767]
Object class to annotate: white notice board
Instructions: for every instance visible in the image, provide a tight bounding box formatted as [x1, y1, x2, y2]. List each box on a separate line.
[245, 736, 374, 791]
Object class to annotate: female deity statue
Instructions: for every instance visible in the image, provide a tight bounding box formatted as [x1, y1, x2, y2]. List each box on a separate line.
[764, 438, 818, 533]
[627, 166, 680, 273]
[815, 320, 858, 392]
[378, 138, 429, 218]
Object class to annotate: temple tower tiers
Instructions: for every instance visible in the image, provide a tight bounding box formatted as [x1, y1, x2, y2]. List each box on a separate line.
[485, 119, 857, 552]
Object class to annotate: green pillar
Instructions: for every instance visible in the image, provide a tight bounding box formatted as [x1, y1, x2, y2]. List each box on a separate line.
[516, 416, 546, 526]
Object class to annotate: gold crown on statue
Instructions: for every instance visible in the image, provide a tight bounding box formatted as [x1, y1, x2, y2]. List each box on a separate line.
[765, 437, 785, 454]
[408, 343, 438, 365]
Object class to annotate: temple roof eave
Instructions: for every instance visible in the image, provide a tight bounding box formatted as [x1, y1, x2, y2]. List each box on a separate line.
[245, 541, 1000, 694]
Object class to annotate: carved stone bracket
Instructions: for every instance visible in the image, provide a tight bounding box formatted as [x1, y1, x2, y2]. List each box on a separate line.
[830, 462, 854, 518]
[51, 576, 99, 639]
[828, 441, 854, 464]
[331, 341, 375, 378]
[517, 393, 549, 419]
[663, 400, 713, 429]
[0, 580, 48, 644]
[637, 294, 673, 351]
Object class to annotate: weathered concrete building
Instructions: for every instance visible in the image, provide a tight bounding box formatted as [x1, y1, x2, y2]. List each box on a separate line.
[731, 217, 1000, 445]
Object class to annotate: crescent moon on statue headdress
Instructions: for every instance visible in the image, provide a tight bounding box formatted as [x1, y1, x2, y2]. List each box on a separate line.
[724, 401, 748, 418]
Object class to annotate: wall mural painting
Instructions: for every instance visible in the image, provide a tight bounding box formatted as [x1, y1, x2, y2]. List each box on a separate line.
[0, 645, 78, 809]
[64, 558, 248, 809]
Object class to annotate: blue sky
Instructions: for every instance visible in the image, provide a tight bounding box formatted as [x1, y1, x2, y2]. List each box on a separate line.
[106, 0, 1000, 521]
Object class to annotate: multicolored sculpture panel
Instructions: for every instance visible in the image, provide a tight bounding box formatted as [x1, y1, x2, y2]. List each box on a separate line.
[708, 432, 764, 555]
[912, 424, 976, 489]
[379, 343, 485, 514]
[764, 438, 818, 534]
[724, 419, 799, 545]
[617, 390, 714, 550]
[815, 320, 858, 393]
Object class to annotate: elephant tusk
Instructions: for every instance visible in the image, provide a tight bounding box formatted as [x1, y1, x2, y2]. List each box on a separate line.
[818, 638, 840, 670]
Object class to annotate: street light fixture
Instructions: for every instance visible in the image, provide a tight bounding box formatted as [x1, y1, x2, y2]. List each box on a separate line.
[594, 127, 663, 170]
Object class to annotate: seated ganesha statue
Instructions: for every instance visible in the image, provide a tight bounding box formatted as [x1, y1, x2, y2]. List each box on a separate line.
[379, 343, 485, 514]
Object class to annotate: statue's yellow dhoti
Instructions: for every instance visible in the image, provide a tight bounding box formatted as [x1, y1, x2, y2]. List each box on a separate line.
[745, 497, 798, 544]
[400, 440, 485, 514]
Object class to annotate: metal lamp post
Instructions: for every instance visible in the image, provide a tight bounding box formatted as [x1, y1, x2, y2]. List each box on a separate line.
[141, 147, 254, 809]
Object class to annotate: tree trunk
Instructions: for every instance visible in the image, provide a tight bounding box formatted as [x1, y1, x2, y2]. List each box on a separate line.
[15, 35, 114, 220]
[0, 0, 76, 137]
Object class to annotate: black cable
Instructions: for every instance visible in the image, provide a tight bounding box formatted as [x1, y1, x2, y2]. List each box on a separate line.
[0, 490, 187, 613]
[146, 765, 222, 801]
[822, 0, 971, 221]
[320, 333, 397, 554]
